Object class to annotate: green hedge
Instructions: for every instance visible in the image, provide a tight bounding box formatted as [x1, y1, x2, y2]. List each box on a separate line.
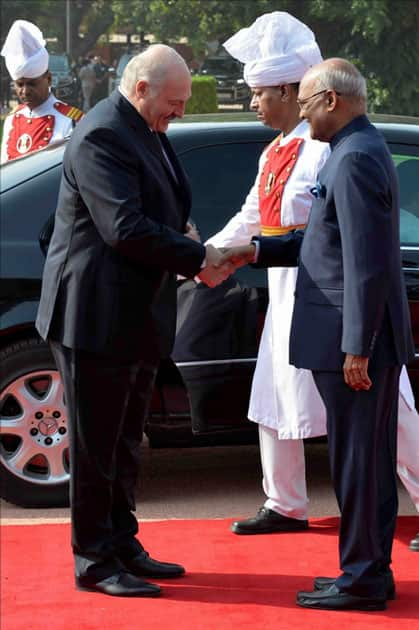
[186, 76, 217, 114]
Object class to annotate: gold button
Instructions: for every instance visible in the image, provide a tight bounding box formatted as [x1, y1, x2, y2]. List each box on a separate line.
[286, 167, 291, 172]
[46, 127, 52, 131]
[43, 137, 49, 141]
[279, 179, 284, 184]
[27, 119, 32, 124]
[292, 153, 296, 159]
[275, 147, 280, 153]
[48, 115, 52, 119]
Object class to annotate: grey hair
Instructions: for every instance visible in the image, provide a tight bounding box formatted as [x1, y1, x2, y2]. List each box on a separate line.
[313, 62, 367, 102]
[120, 44, 189, 95]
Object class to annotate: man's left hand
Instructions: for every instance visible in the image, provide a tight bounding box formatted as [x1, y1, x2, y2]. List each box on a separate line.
[343, 354, 372, 391]
[197, 244, 235, 287]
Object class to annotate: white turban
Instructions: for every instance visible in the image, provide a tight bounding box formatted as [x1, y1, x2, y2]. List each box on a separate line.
[1, 20, 49, 80]
[223, 11, 322, 88]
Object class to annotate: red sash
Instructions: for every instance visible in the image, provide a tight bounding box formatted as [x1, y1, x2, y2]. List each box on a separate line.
[259, 136, 305, 235]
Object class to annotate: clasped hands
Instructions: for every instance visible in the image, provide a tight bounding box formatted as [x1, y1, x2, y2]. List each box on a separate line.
[197, 243, 256, 288]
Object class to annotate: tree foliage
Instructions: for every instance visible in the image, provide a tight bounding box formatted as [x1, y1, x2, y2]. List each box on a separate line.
[0, 1, 114, 60]
[1, 0, 418, 115]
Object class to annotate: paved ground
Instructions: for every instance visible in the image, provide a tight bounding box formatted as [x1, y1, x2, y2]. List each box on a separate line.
[1, 441, 417, 523]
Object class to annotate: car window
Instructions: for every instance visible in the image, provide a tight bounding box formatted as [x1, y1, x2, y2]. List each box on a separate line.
[201, 59, 241, 75]
[0, 166, 62, 279]
[390, 148, 419, 246]
[179, 140, 268, 287]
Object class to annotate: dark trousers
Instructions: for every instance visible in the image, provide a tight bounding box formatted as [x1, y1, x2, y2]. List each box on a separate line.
[50, 341, 158, 579]
[313, 364, 400, 598]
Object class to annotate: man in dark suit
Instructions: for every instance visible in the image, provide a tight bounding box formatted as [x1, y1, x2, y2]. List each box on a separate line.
[36, 44, 229, 597]
[221, 58, 414, 611]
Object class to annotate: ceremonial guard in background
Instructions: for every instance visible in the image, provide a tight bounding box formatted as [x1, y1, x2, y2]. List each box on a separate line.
[1, 20, 83, 164]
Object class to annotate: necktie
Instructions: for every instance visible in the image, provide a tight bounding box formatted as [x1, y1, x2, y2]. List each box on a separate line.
[155, 133, 178, 184]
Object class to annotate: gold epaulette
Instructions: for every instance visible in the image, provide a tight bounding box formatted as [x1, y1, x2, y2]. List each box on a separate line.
[54, 101, 84, 122]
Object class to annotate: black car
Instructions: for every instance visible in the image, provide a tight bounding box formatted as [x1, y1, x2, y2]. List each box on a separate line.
[199, 56, 252, 110]
[1, 118, 419, 508]
[49, 53, 80, 107]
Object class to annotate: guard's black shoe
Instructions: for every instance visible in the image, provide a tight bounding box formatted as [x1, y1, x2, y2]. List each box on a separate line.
[119, 550, 185, 578]
[409, 532, 419, 551]
[297, 584, 387, 611]
[231, 507, 308, 535]
[76, 570, 161, 597]
[314, 570, 396, 600]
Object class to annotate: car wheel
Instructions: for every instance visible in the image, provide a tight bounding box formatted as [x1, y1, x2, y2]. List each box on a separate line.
[0, 337, 70, 508]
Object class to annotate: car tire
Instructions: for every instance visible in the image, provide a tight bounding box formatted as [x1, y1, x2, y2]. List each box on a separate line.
[0, 337, 70, 508]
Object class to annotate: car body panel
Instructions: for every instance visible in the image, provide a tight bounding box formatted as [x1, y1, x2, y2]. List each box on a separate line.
[1, 119, 419, 443]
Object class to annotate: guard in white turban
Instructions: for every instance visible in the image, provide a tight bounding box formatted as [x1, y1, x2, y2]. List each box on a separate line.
[1, 20, 83, 164]
[207, 10, 419, 540]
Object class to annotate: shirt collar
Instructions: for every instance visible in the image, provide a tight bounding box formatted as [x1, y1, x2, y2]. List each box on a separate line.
[278, 119, 308, 145]
[117, 86, 154, 132]
[330, 114, 370, 150]
[24, 92, 57, 117]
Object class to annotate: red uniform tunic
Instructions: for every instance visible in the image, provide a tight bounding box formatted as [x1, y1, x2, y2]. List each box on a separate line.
[1, 96, 83, 163]
[258, 135, 306, 236]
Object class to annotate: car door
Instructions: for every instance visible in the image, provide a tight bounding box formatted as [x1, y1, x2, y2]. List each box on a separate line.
[172, 128, 272, 434]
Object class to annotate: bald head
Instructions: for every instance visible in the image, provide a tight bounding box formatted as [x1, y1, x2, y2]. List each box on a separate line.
[302, 58, 367, 105]
[120, 44, 192, 132]
[298, 58, 368, 142]
[120, 44, 190, 96]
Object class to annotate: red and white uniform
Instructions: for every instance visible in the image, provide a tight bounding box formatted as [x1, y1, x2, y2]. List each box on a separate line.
[1, 93, 83, 164]
[208, 120, 330, 439]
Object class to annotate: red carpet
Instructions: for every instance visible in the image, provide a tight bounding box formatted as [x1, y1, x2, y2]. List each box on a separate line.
[1, 517, 418, 629]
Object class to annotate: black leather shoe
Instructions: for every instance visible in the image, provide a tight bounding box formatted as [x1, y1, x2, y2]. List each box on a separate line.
[231, 507, 308, 535]
[76, 570, 161, 597]
[297, 584, 387, 611]
[119, 550, 185, 578]
[409, 532, 419, 551]
[314, 569, 396, 600]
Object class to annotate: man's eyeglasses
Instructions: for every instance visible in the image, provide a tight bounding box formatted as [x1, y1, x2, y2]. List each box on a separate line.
[296, 89, 341, 110]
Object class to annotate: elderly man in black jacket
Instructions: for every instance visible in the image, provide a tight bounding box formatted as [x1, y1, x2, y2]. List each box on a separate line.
[36, 44, 228, 597]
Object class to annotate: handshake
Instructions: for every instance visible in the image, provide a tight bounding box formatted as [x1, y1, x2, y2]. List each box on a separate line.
[197, 243, 256, 288]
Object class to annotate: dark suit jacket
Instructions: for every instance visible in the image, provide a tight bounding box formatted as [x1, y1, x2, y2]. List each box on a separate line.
[36, 90, 205, 358]
[255, 115, 414, 370]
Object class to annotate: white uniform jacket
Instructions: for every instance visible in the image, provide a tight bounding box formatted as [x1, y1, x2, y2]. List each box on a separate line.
[207, 120, 330, 438]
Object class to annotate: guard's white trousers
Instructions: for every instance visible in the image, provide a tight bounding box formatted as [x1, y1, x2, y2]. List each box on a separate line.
[260, 392, 419, 519]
